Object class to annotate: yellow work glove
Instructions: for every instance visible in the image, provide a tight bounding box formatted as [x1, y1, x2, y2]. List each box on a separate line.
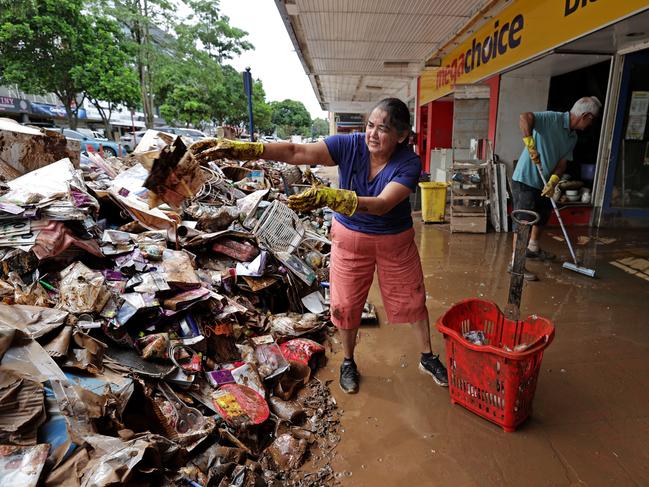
[541, 174, 560, 198]
[288, 186, 358, 216]
[523, 136, 540, 165]
[189, 138, 264, 161]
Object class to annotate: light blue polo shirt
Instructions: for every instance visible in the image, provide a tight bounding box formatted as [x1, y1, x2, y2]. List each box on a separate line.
[512, 111, 577, 189]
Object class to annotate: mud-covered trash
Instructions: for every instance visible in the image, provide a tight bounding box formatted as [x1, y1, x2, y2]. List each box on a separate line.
[57, 262, 110, 314]
[0, 134, 343, 486]
[269, 314, 324, 338]
[0, 443, 49, 487]
[8, 272, 54, 307]
[0, 368, 46, 445]
[279, 338, 325, 368]
[78, 433, 185, 486]
[503, 343, 531, 352]
[211, 384, 269, 427]
[144, 136, 205, 208]
[212, 238, 260, 262]
[137, 332, 172, 360]
[251, 335, 290, 381]
[161, 250, 201, 289]
[230, 362, 265, 397]
[273, 361, 311, 401]
[0, 119, 79, 175]
[268, 397, 305, 424]
[186, 203, 240, 232]
[463, 330, 486, 346]
[267, 433, 307, 470]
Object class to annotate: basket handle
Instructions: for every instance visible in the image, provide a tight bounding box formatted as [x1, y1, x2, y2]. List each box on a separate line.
[437, 324, 554, 359]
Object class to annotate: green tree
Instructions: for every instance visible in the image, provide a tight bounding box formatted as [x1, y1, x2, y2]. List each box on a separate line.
[251, 79, 272, 136]
[312, 117, 330, 137]
[0, 0, 91, 129]
[154, 49, 223, 128]
[211, 65, 246, 127]
[210, 66, 271, 135]
[270, 100, 312, 139]
[94, 0, 253, 128]
[72, 19, 140, 137]
[90, 0, 176, 128]
[177, 0, 252, 62]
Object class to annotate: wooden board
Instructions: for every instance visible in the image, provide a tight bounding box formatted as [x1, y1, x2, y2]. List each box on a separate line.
[450, 214, 488, 233]
[488, 161, 501, 232]
[498, 163, 509, 232]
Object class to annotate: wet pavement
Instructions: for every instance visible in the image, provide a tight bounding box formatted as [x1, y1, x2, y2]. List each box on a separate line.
[319, 220, 649, 487]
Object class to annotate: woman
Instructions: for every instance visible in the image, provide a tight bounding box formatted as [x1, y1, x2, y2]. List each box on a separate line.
[219, 98, 447, 394]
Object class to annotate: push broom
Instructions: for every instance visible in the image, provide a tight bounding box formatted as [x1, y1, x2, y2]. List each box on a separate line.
[535, 163, 596, 278]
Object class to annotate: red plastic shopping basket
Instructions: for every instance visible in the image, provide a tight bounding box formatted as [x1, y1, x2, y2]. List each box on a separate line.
[435, 298, 555, 432]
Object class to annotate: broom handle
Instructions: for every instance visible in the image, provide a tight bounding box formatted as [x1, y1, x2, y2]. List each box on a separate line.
[534, 163, 579, 265]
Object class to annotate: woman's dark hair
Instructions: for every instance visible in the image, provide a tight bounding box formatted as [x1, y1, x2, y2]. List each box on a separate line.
[370, 97, 411, 145]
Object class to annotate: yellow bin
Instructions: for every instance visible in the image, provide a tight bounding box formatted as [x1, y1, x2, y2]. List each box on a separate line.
[418, 182, 448, 223]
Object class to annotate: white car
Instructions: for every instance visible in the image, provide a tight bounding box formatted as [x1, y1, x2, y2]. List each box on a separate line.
[119, 130, 147, 152]
[157, 127, 207, 142]
[77, 127, 108, 140]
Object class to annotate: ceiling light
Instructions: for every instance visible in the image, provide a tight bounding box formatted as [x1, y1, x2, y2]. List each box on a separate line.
[383, 61, 410, 68]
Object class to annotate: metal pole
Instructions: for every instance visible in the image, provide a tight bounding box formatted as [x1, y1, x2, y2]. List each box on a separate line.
[243, 67, 255, 142]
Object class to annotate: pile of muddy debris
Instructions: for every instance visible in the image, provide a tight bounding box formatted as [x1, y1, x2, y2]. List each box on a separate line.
[0, 130, 341, 486]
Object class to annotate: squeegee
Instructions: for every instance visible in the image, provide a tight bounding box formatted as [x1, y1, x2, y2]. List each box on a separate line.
[535, 164, 596, 278]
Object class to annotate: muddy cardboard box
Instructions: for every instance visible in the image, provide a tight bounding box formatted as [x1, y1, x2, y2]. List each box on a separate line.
[0, 118, 80, 179]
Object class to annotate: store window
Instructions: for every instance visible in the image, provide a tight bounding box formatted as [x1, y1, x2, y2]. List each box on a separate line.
[611, 56, 649, 209]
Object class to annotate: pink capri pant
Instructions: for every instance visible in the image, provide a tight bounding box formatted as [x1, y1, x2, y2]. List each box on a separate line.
[329, 219, 428, 330]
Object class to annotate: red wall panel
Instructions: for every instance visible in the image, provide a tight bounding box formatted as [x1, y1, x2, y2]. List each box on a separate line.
[484, 75, 500, 151]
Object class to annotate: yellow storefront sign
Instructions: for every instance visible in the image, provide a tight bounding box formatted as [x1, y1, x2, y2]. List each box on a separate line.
[420, 0, 649, 105]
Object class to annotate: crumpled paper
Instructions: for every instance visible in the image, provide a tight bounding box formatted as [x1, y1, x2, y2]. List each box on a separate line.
[57, 262, 110, 314]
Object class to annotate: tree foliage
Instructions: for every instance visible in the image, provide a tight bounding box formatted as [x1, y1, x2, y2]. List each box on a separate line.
[154, 49, 223, 128]
[0, 0, 141, 131]
[90, 0, 177, 128]
[176, 0, 252, 62]
[311, 117, 330, 137]
[270, 100, 312, 139]
[72, 18, 140, 135]
[0, 0, 291, 134]
[0, 0, 91, 128]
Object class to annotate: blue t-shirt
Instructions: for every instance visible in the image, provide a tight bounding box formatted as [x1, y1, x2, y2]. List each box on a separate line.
[512, 111, 577, 189]
[324, 133, 420, 234]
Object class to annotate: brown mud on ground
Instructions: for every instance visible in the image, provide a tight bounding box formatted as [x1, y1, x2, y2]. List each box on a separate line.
[319, 222, 649, 487]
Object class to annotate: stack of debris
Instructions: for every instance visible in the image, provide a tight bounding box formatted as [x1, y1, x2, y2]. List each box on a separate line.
[0, 130, 340, 487]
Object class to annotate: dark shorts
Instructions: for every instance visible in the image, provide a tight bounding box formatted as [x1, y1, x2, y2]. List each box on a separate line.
[511, 180, 551, 230]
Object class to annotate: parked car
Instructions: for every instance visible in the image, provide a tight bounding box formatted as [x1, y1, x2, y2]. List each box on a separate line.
[157, 126, 207, 142]
[176, 128, 207, 141]
[56, 128, 125, 157]
[76, 127, 108, 140]
[119, 130, 147, 152]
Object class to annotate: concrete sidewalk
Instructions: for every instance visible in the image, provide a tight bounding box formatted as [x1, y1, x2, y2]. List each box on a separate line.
[319, 221, 649, 487]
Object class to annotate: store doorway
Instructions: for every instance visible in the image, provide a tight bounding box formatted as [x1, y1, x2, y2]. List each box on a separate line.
[547, 59, 611, 199]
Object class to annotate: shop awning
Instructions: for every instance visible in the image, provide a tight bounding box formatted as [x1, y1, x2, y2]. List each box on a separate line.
[275, 0, 494, 113]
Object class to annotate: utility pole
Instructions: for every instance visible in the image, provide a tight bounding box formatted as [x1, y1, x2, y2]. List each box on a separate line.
[242, 67, 255, 141]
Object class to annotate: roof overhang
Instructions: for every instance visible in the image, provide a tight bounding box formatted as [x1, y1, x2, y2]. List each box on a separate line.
[274, 0, 495, 113]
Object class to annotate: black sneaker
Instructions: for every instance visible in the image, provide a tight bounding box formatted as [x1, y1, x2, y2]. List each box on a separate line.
[339, 360, 359, 394]
[419, 354, 449, 387]
[507, 263, 538, 281]
[526, 248, 555, 261]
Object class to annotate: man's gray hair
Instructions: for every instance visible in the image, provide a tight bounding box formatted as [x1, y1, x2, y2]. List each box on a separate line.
[571, 96, 602, 117]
